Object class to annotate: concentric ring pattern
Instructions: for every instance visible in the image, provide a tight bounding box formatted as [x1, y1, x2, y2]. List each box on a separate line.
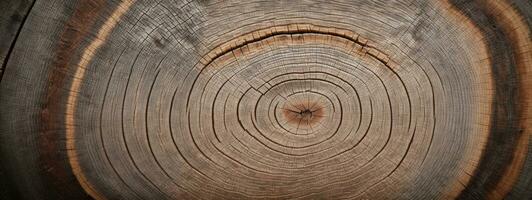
[0, 0, 530, 199]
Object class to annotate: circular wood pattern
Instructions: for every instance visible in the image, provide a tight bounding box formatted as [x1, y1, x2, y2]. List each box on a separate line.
[0, 0, 530, 199]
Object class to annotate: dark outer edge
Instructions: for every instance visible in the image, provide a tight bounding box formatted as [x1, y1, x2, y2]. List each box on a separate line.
[0, 0, 36, 83]
[1, 0, 528, 199]
[449, 0, 528, 199]
[0, 0, 34, 196]
[505, 0, 532, 199]
[0, 1, 42, 199]
[38, 0, 115, 199]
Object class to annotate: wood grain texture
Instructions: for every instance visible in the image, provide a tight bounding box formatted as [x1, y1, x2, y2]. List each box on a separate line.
[0, 0, 530, 199]
[0, 0, 35, 80]
[0, 2, 35, 198]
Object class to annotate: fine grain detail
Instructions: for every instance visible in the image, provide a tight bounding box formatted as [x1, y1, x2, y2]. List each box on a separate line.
[0, 0, 530, 199]
[65, 0, 135, 199]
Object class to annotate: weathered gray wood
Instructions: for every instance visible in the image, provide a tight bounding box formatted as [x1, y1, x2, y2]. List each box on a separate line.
[0, 0, 530, 199]
[0, 2, 35, 198]
[0, 0, 35, 80]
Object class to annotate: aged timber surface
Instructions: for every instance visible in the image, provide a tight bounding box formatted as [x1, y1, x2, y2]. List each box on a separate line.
[0, 0, 530, 199]
[0, 0, 35, 80]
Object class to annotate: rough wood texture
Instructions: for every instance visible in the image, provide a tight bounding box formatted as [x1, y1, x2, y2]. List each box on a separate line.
[0, 0, 530, 199]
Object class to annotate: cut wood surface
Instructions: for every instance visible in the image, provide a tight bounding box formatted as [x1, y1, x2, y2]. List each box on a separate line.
[0, 0, 530, 199]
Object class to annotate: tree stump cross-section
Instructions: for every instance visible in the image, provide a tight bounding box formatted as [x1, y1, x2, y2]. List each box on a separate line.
[0, 0, 530, 199]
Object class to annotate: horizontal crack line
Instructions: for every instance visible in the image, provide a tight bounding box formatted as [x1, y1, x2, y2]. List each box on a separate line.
[200, 23, 393, 69]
